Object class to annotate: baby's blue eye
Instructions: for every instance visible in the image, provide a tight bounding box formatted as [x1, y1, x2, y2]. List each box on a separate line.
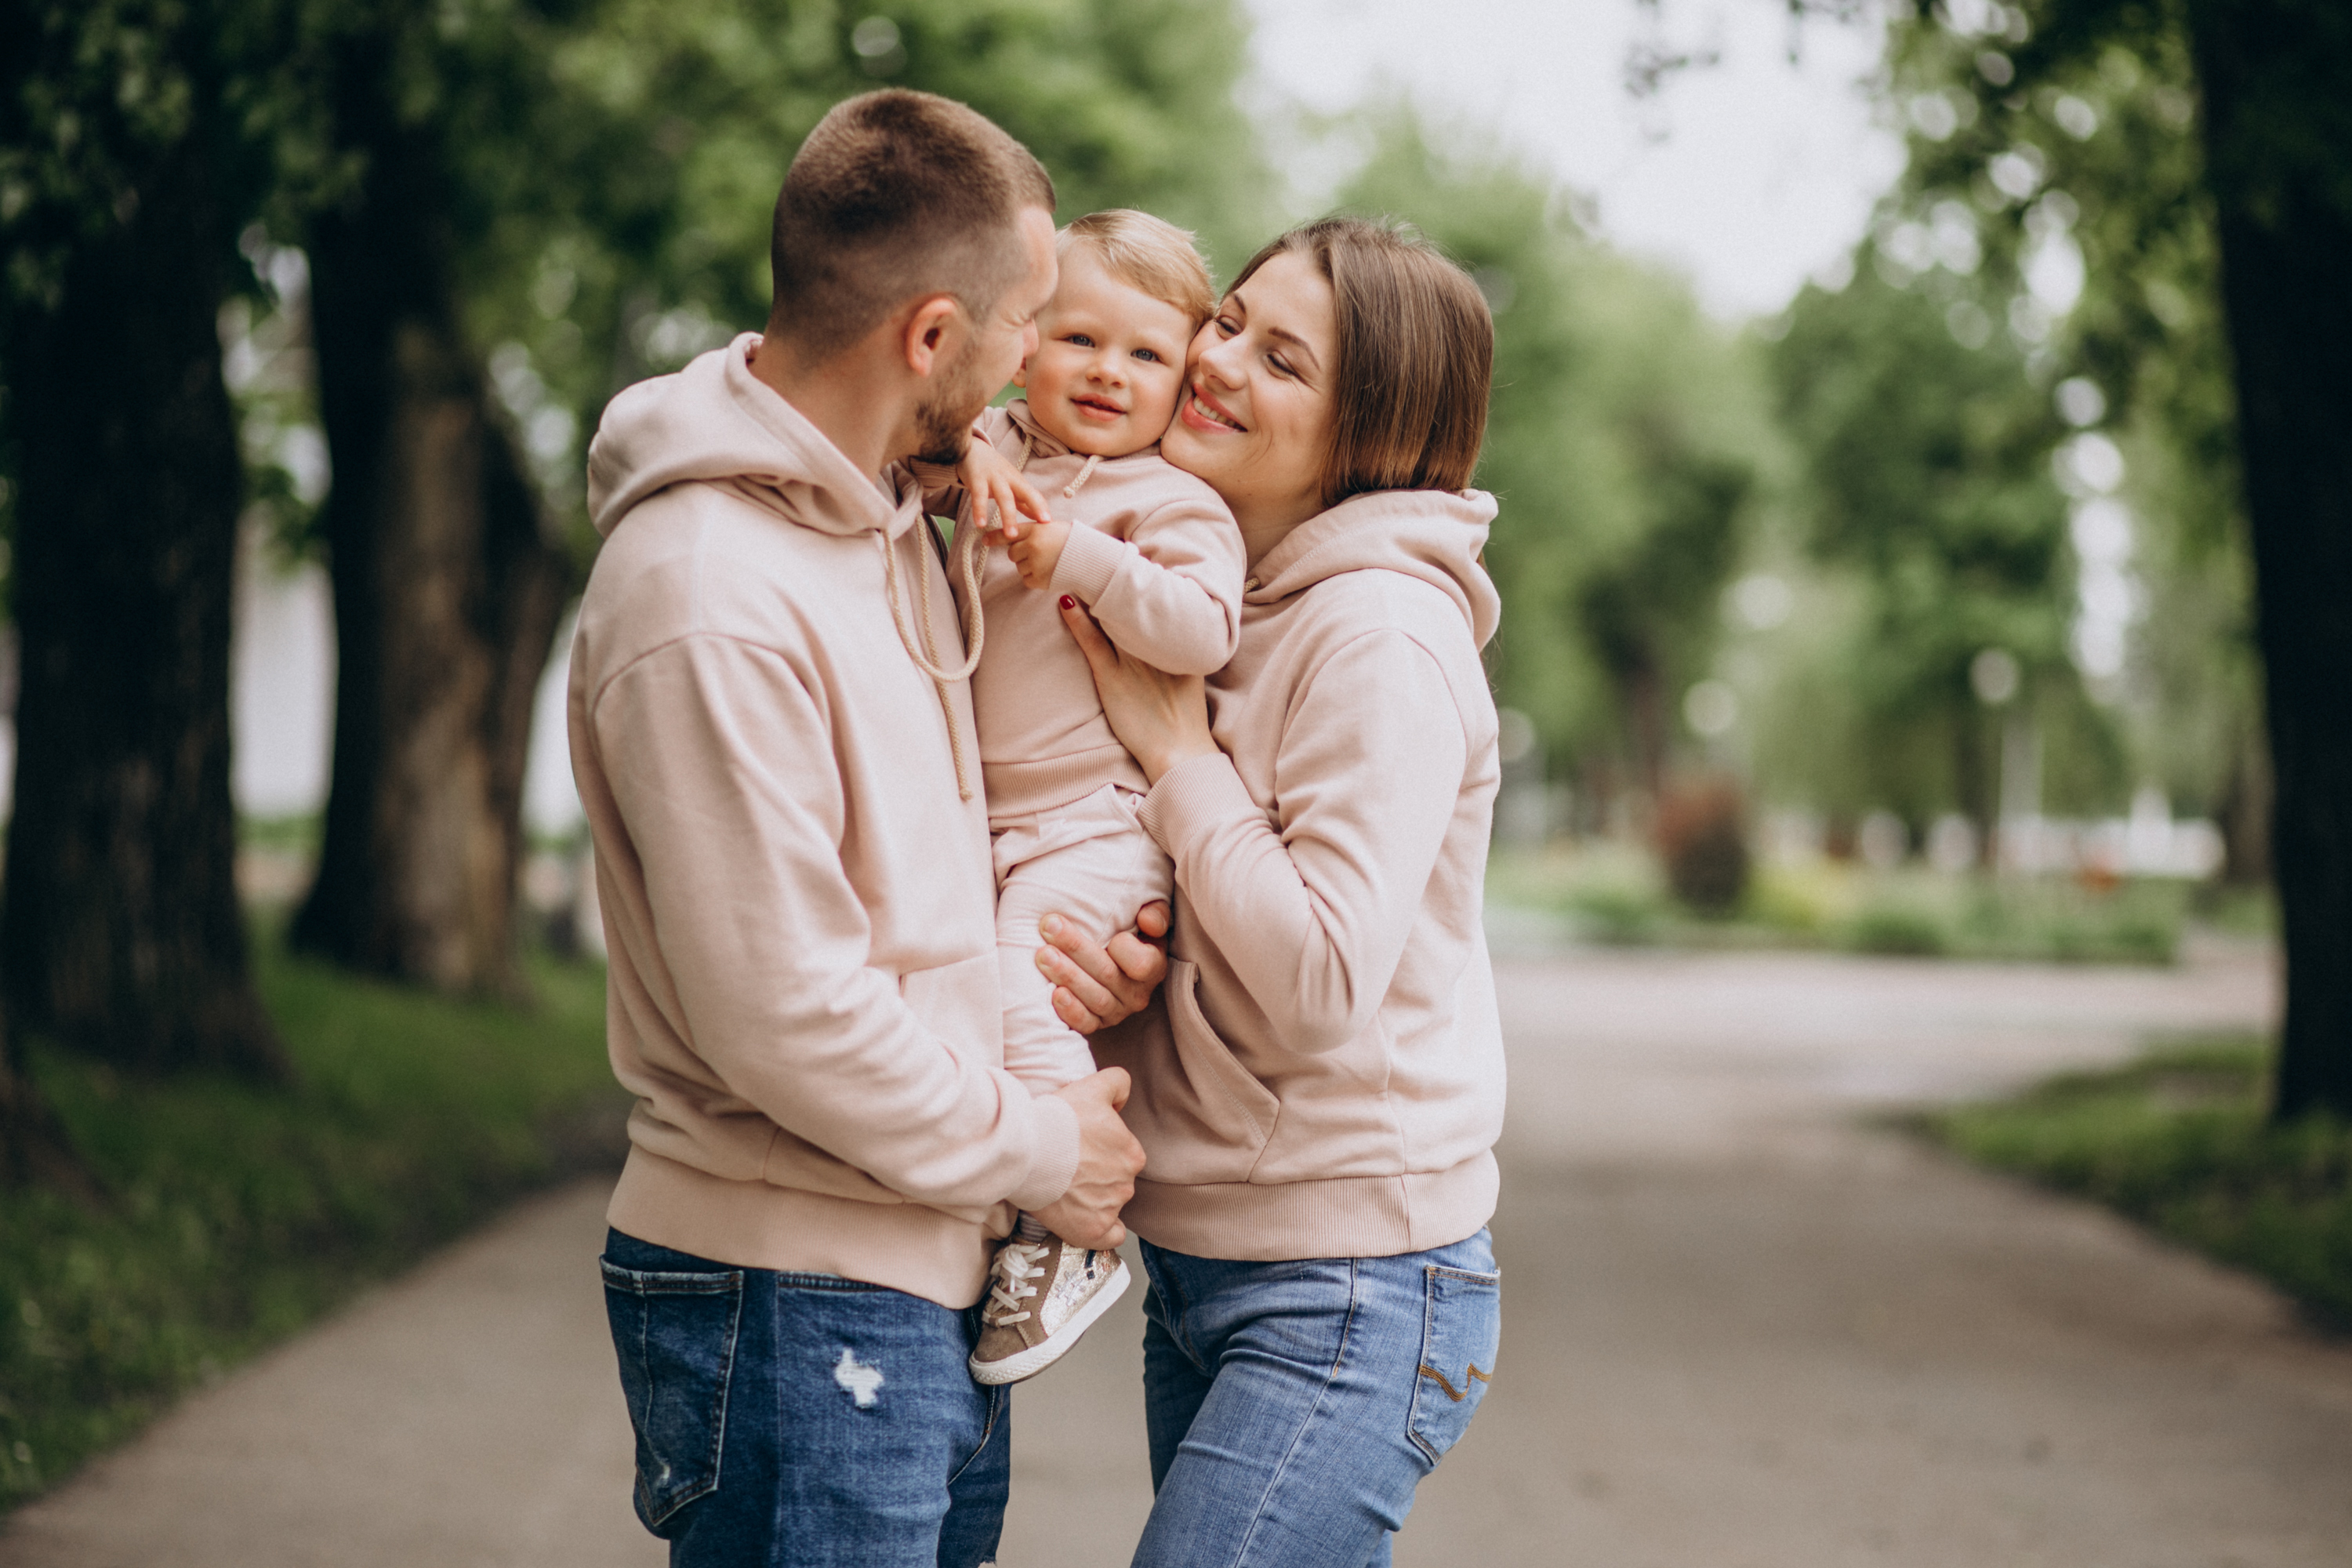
[1065, 332, 1095, 347]
[1134, 348, 1162, 363]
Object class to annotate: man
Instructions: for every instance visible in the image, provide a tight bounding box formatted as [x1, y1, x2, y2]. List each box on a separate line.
[568, 89, 1157, 1566]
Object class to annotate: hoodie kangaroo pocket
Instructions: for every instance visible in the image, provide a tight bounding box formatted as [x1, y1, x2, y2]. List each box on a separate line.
[1147, 959, 1282, 1182]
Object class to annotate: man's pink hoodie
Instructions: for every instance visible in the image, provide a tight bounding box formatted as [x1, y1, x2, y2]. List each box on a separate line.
[1094, 488, 1506, 1261]
[569, 336, 1079, 1308]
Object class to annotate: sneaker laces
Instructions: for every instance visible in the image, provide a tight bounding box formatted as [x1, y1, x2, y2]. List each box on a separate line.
[984, 1240, 1049, 1325]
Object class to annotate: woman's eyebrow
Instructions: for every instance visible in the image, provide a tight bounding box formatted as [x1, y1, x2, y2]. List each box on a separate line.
[1266, 325, 1321, 371]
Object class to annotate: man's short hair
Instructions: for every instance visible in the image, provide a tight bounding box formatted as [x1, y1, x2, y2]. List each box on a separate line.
[768, 90, 1056, 362]
[1058, 210, 1218, 328]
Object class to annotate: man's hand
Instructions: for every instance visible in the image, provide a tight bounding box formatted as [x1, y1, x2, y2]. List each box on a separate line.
[959, 441, 1051, 543]
[1031, 1067, 1146, 1247]
[1039, 899, 1170, 1034]
[1007, 519, 1072, 590]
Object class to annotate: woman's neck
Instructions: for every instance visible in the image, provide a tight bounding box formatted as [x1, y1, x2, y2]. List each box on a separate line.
[1242, 523, 1295, 572]
[1232, 493, 1325, 572]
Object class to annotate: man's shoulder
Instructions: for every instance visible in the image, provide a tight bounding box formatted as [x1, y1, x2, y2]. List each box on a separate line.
[580, 481, 875, 670]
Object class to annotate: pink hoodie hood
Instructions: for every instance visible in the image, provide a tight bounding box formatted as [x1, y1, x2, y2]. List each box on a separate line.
[1243, 487, 1501, 649]
[587, 333, 911, 544]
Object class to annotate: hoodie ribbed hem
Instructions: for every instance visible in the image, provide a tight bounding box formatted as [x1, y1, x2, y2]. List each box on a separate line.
[1135, 750, 1258, 857]
[1051, 521, 1127, 605]
[1120, 1153, 1498, 1262]
[1009, 1091, 1082, 1213]
[606, 1147, 1008, 1309]
[981, 746, 1149, 826]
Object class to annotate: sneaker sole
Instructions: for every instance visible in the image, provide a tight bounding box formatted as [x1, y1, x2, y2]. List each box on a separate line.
[968, 1258, 1133, 1386]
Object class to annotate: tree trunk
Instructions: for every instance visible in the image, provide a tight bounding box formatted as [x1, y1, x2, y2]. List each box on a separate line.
[2216, 718, 2271, 888]
[2184, 0, 2352, 1119]
[290, 38, 570, 996]
[0, 136, 288, 1080]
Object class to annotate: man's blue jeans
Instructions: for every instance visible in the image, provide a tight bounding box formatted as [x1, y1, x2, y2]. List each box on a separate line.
[600, 1230, 1009, 1568]
[1132, 1230, 1501, 1568]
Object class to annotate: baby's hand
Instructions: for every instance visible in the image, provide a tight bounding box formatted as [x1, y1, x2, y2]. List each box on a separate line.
[959, 441, 1052, 544]
[1007, 520, 1073, 590]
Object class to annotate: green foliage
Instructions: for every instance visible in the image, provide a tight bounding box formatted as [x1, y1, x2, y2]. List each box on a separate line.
[0, 943, 622, 1511]
[1766, 258, 2090, 824]
[1872, 0, 2261, 827]
[462, 0, 1272, 555]
[1332, 113, 1777, 800]
[1927, 1037, 2352, 1327]
[1489, 846, 2186, 962]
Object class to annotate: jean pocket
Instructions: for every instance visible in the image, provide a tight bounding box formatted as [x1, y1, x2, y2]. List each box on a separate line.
[1406, 1263, 1501, 1465]
[601, 1258, 745, 1534]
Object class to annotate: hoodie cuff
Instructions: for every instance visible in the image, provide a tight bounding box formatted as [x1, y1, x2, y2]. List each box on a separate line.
[1137, 750, 1256, 858]
[1008, 1091, 1082, 1213]
[1051, 522, 1126, 606]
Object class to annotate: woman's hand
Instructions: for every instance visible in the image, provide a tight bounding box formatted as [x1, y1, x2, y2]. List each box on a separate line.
[957, 441, 1051, 543]
[1038, 901, 1171, 1033]
[1058, 597, 1218, 783]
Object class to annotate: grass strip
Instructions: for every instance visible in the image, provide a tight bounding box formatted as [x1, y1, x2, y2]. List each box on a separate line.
[0, 944, 624, 1509]
[1923, 1038, 2352, 1329]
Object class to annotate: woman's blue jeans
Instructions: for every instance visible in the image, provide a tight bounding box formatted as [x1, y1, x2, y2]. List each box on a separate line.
[1133, 1229, 1501, 1568]
[599, 1230, 1008, 1568]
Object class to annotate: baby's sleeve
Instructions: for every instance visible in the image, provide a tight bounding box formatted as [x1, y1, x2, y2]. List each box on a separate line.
[1051, 479, 1244, 676]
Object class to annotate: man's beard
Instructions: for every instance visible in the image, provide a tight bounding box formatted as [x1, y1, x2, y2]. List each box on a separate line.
[913, 338, 993, 466]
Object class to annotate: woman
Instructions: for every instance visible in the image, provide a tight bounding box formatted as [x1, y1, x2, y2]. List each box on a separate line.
[1062, 215, 1504, 1568]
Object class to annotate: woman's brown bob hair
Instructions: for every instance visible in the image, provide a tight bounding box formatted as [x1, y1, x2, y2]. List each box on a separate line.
[1225, 215, 1494, 506]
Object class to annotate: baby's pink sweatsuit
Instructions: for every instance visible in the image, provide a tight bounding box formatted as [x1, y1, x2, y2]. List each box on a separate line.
[923, 400, 1244, 1095]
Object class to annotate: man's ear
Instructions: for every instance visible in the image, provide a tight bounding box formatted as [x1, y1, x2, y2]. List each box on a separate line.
[1012, 358, 1029, 390]
[901, 294, 963, 379]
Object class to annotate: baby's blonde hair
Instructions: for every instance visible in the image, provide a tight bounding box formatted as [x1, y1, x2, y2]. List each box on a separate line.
[1058, 209, 1217, 327]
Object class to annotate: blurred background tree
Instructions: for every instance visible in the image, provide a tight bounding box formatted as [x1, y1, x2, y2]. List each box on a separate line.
[1, 0, 2339, 1106]
[0, 1, 295, 1090]
[1767, 256, 2096, 845]
[1853, 0, 2351, 1116]
[289, 0, 1273, 996]
[1336, 112, 1773, 826]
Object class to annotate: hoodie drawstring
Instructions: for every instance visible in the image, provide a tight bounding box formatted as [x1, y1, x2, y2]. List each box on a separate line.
[877, 437, 1098, 804]
[876, 521, 986, 800]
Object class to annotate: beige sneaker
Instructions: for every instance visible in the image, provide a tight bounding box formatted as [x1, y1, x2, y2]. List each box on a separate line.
[968, 1234, 1130, 1385]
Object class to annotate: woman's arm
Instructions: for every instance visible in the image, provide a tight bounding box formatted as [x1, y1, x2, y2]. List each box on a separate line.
[1059, 601, 1465, 1054]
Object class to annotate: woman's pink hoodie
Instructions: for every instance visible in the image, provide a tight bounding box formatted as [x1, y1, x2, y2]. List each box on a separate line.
[1094, 488, 1507, 1260]
[569, 336, 1079, 1309]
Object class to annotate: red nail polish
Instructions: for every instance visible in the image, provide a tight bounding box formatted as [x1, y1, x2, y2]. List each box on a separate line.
[1059, 595, 1076, 610]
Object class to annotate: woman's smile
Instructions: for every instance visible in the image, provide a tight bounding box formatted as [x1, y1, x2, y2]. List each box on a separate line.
[1159, 249, 1336, 537]
[1179, 387, 1247, 434]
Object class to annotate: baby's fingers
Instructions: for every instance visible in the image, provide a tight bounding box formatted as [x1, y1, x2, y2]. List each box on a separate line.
[1005, 472, 1054, 526]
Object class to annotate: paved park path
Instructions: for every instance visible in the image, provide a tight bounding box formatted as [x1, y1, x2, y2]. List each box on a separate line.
[9, 942, 2350, 1567]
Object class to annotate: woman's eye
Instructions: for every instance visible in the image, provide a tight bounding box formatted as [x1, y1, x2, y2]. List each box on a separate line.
[1214, 317, 1239, 337]
[1269, 354, 1295, 379]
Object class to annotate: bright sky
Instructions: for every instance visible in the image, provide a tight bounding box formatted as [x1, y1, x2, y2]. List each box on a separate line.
[1244, 0, 1908, 320]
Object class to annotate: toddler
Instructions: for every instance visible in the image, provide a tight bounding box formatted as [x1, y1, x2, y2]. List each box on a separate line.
[922, 211, 1243, 1384]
